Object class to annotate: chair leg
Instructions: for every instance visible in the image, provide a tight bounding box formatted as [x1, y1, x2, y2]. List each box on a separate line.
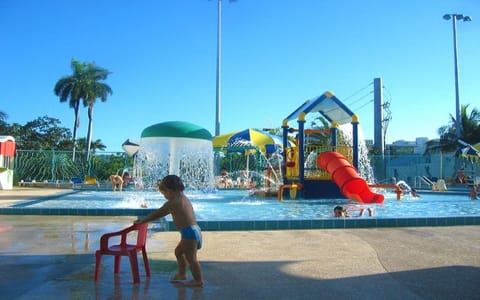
[128, 251, 140, 284]
[94, 251, 102, 281]
[142, 249, 151, 277]
[114, 255, 122, 274]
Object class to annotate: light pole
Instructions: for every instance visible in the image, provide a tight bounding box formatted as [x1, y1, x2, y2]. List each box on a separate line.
[443, 13, 471, 139]
[215, 0, 222, 136]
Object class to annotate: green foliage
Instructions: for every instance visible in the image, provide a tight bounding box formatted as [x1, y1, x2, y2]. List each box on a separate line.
[2, 115, 122, 182]
[0, 111, 8, 133]
[89, 153, 130, 180]
[54, 58, 113, 160]
[76, 137, 106, 152]
[427, 104, 480, 154]
[5, 116, 72, 150]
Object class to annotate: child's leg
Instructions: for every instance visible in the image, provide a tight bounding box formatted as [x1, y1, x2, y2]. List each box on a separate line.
[368, 207, 374, 216]
[171, 241, 188, 281]
[181, 239, 203, 287]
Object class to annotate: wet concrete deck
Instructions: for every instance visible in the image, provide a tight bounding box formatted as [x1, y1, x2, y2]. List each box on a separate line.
[0, 188, 479, 299]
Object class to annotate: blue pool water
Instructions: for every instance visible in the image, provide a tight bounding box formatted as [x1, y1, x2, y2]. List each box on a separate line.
[5, 189, 480, 221]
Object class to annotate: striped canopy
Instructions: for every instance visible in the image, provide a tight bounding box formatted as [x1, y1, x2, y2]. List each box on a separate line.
[213, 129, 293, 154]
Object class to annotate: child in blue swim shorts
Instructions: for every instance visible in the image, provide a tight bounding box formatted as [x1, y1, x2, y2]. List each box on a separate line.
[135, 175, 203, 287]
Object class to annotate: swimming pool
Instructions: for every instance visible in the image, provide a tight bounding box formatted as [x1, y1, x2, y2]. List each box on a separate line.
[1, 189, 479, 230]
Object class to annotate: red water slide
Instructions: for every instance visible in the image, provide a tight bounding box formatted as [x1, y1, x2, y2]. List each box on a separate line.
[317, 151, 384, 204]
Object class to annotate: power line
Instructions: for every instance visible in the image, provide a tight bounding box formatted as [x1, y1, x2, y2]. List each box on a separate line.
[343, 81, 373, 103]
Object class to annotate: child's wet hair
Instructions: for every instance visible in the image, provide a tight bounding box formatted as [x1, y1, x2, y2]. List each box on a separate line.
[158, 175, 185, 192]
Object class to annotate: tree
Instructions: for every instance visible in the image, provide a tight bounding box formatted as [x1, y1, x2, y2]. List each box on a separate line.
[80, 62, 112, 161]
[54, 59, 86, 160]
[460, 105, 480, 144]
[76, 137, 106, 153]
[54, 59, 112, 161]
[425, 104, 480, 154]
[0, 111, 9, 133]
[11, 116, 72, 150]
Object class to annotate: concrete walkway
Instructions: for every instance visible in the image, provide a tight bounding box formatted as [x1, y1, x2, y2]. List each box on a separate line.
[1, 216, 479, 299]
[0, 188, 479, 299]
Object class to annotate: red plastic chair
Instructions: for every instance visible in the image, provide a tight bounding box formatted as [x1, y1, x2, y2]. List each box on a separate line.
[94, 223, 150, 284]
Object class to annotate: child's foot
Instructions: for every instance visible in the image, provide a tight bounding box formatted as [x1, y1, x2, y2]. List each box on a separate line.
[170, 274, 187, 282]
[183, 280, 203, 288]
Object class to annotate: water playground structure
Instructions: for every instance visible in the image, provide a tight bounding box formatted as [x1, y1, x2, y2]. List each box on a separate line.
[278, 91, 386, 203]
[134, 121, 214, 190]
[126, 92, 399, 204]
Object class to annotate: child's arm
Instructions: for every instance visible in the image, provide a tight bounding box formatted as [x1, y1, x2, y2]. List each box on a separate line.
[135, 202, 170, 224]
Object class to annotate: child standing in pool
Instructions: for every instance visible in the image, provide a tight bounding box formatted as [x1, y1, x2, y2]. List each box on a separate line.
[135, 175, 203, 287]
[470, 185, 478, 200]
[333, 205, 374, 217]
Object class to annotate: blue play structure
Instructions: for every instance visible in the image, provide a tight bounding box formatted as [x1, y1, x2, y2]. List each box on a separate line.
[280, 91, 365, 199]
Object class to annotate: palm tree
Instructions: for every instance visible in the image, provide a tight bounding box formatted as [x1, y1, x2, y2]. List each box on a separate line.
[54, 59, 89, 160]
[76, 137, 106, 153]
[460, 104, 480, 144]
[425, 104, 480, 154]
[54, 59, 112, 161]
[80, 62, 112, 161]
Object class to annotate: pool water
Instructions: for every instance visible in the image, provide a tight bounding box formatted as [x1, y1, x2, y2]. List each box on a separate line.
[8, 189, 480, 221]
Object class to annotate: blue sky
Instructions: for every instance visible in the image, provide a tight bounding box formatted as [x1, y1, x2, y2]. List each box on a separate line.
[1, 0, 479, 152]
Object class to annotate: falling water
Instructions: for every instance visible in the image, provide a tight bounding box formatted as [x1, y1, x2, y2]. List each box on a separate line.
[134, 137, 215, 190]
[338, 124, 376, 183]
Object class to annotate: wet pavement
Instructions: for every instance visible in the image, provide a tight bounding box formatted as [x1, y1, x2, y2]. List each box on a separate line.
[0, 188, 479, 299]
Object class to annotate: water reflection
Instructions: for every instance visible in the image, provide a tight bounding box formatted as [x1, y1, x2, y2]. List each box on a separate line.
[94, 276, 204, 299]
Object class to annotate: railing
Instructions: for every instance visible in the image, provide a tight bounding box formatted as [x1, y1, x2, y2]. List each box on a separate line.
[13, 150, 131, 183]
[10, 149, 477, 189]
[302, 145, 353, 180]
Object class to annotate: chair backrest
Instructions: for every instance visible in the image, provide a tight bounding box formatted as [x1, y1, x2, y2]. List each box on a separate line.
[117, 223, 148, 247]
[134, 223, 148, 247]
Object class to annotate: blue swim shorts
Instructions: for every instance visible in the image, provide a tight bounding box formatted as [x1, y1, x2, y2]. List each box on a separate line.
[180, 225, 202, 249]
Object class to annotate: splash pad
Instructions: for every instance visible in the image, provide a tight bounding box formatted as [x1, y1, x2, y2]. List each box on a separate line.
[134, 121, 214, 190]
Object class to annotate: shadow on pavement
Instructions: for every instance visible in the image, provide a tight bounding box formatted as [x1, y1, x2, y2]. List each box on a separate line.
[1, 253, 479, 300]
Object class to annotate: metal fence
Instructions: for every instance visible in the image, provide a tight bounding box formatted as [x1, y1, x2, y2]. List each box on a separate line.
[12, 149, 479, 187]
[14, 150, 131, 183]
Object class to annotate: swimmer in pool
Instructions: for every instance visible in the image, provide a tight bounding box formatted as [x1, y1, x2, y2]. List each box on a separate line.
[135, 175, 203, 287]
[470, 185, 478, 200]
[333, 205, 374, 217]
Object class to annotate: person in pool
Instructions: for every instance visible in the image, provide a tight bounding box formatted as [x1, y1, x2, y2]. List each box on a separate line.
[411, 188, 421, 198]
[109, 174, 123, 192]
[333, 205, 374, 217]
[135, 175, 203, 287]
[470, 185, 478, 200]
